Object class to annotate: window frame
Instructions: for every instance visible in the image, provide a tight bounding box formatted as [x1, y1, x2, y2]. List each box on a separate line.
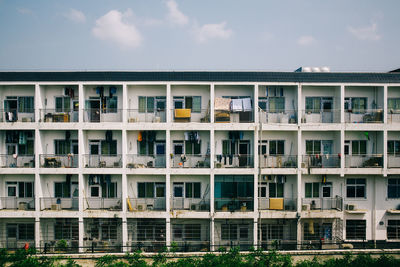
[346, 178, 366, 199]
[346, 220, 366, 240]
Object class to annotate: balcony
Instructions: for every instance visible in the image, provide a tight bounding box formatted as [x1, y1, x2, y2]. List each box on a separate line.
[214, 154, 254, 168]
[171, 155, 210, 168]
[83, 108, 122, 123]
[215, 197, 254, 212]
[0, 109, 35, 123]
[172, 109, 210, 123]
[40, 197, 78, 211]
[85, 197, 122, 210]
[302, 196, 343, 211]
[126, 198, 166, 211]
[215, 110, 254, 123]
[40, 154, 78, 168]
[259, 110, 297, 124]
[388, 155, 400, 168]
[258, 198, 297, 211]
[127, 109, 166, 123]
[170, 197, 210, 211]
[0, 155, 35, 168]
[259, 155, 297, 168]
[126, 154, 166, 168]
[345, 154, 383, 168]
[302, 155, 341, 168]
[40, 109, 78, 123]
[83, 154, 122, 168]
[0, 197, 35, 210]
[301, 110, 341, 123]
[345, 109, 383, 123]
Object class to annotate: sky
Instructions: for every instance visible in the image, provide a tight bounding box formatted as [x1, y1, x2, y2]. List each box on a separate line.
[0, 0, 399, 72]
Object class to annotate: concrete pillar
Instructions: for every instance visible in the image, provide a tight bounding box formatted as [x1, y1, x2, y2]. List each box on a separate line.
[166, 130, 171, 169]
[383, 130, 388, 176]
[34, 173, 41, 212]
[210, 218, 215, 251]
[122, 174, 127, 212]
[253, 218, 258, 249]
[210, 173, 215, 214]
[166, 173, 171, 213]
[210, 83, 215, 123]
[122, 83, 128, 123]
[35, 217, 40, 249]
[122, 129, 128, 212]
[340, 85, 345, 123]
[122, 218, 128, 252]
[254, 83, 259, 124]
[297, 84, 302, 125]
[383, 85, 388, 124]
[78, 83, 84, 123]
[78, 218, 84, 253]
[340, 129, 345, 176]
[166, 84, 171, 123]
[166, 217, 171, 247]
[78, 173, 84, 212]
[35, 84, 41, 122]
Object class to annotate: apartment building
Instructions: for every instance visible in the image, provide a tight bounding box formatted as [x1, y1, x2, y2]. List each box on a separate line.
[0, 70, 399, 252]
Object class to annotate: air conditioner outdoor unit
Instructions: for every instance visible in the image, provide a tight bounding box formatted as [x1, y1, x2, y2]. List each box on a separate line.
[302, 204, 310, 211]
[346, 204, 356, 211]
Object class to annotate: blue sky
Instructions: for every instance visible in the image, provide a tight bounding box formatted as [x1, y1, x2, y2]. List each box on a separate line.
[0, 0, 399, 72]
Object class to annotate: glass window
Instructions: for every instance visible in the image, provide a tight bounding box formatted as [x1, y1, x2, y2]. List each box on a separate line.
[269, 140, 284, 155]
[352, 140, 367, 155]
[388, 141, 400, 156]
[306, 140, 321, 154]
[17, 224, 35, 240]
[346, 220, 366, 240]
[138, 182, 155, 198]
[105, 96, 118, 112]
[346, 178, 366, 198]
[388, 98, 400, 113]
[388, 178, 400, 199]
[185, 182, 201, 198]
[55, 96, 71, 112]
[269, 97, 285, 113]
[221, 224, 237, 240]
[305, 183, 319, 198]
[139, 96, 146, 113]
[387, 220, 400, 240]
[18, 96, 34, 113]
[101, 140, 117, 155]
[305, 97, 321, 113]
[55, 182, 71, 198]
[269, 183, 284, 198]
[146, 97, 154, 113]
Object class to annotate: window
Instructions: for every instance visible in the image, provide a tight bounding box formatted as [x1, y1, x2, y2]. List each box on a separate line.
[173, 141, 184, 155]
[305, 183, 319, 198]
[258, 97, 267, 111]
[7, 224, 34, 240]
[102, 182, 117, 198]
[185, 140, 201, 155]
[139, 96, 166, 113]
[138, 140, 154, 155]
[345, 97, 367, 113]
[101, 140, 117, 155]
[185, 182, 201, 198]
[173, 224, 201, 241]
[269, 140, 284, 155]
[351, 140, 367, 155]
[90, 186, 99, 197]
[100, 219, 118, 240]
[137, 219, 165, 241]
[12, 131, 34, 156]
[6, 182, 34, 198]
[388, 141, 400, 156]
[259, 182, 267, 198]
[259, 224, 283, 240]
[55, 96, 71, 112]
[388, 98, 400, 113]
[105, 96, 118, 113]
[54, 139, 78, 155]
[221, 224, 238, 240]
[346, 178, 366, 198]
[306, 140, 321, 154]
[346, 220, 366, 240]
[138, 182, 163, 198]
[18, 96, 34, 113]
[173, 96, 201, 113]
[388, 178, 400, 199]
[269, 183, 284, 198]
[55, 182, 71, 198]
[387, 220, 400, 240]
[258, 140, 267, 155]
[55, 219, 78, 240]
[269, 97, 285, 113]
[306, 97, 321, 113]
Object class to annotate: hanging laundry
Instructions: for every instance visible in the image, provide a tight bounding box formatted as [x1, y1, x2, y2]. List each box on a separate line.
[231, 98, 243, 112]
[138, 131, 143, 142]
[214, 97, 231, 111]
[242, 98, 252, 111]
[184, 132, 190, 141]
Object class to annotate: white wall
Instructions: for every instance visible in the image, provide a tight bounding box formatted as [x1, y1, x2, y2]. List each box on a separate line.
[127, 85, 166, 110]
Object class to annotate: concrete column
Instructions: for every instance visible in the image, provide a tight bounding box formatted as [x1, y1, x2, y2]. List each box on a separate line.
[78, 83, 84, 123]
[122, 218, 128, 252]
[34, 128, 41, 212]
[210, 83, 215, 123]
[383, 130, 388, 176]
[210, 173, 215, 214]
[296, 218, 302, 250]
[166, 217, 171, 247]
[166, 83, 171, 123]
[122, 83, 128, 123]
[383, 85, 388, 124]
[296, 127, 302, 248]
[35, 217, 40, 249]
[253, 218, 258, 249]
[166, 173, 171, 212]
[35, 84, 41, 122]
[34, 173, 41, 212]
[340, 129, 345, 176]
[122, 174, 127, 212]
[297, 84, 302, 125]
[78, 218, 84, 253]
[78, 173, 85, 212]
[166, 130, 171, 169]
[254, 83, 259, 124]
[210, 218, 215, 251]
[340, 85, 345, 123]
[122, 129, 128, 212]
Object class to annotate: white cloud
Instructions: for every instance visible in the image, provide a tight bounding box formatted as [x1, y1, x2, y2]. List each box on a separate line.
[64, 8, 86, 23]
[166, 0, 188, 26]
[348, 22, 381, 41]
[92, 9, 142, 49]
[17, 7, 32, 15]
[297, 35, 316, 46]
[194, 22, 233, 43]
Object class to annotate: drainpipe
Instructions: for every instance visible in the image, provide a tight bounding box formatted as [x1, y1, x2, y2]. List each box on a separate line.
[372, 176, 376, 247]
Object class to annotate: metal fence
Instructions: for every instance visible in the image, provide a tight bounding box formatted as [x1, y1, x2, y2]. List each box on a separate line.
[259, 110, 297, 124]
[215, 198, 254, 212]
[40, 197, 79, 210]
[40, 109, 78, 123]
[170, 197, 210, 211]
[345, 154, 383, 168]
[40, 154, 78, 168]
[171, 155, 210, 168]
[301, 110, 341, 123]
[214, 154, 254, 168]
[85, 198, 122, 210]
[127, 198, 166, 211]
[302, 154, 341, 168]
[345, 109, 384, 123]
[126, 154, 166, 168]
[83, 109, 123, 122]
[0, 197, 35, 210]
[259, 155, 297, 168]
[0, 155, 35, 168]
[83, 154, 122, 168]
[128, 109, 166, 123]
[258, 198, 297, 211]
[302, 196, 343, 211]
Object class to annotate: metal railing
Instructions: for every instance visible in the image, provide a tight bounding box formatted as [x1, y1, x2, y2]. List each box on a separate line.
[170, 197, 210, 211]
[214, 154, 254, 168]
[259, 155, 297, 168]
[0, 241, 35, 250]
[259, 110, 297, 124]
[127, 109, 166, 123]
[388, 155, 400, 168]
[40, 240, 79, 253]
[85, 198, 122, 210]
[40, 109, 78, 123]
[83, 240, 122, 253]
[258, 198, 297, 211]
[302, 154, 341, 168]
[172, 109, 210, 123]
[388, 110, 400, 124]
[0, 109, 35, 122]
[126, 198, 166, 211]
[0, 197, 35, 210]
[83, 154, 122, 168]
[39, 154, 78, 168]
[171, 154, 210, 168]
[301, 109, 341, 123]
[83, 108, 123, 122]
[40, 197, 79, 210]
[0, 155, 35, 168]
[214, 241, 254, 251]
[215, 110, 254, 123]
[345, 154, 383, 168]
[126, 241, 166, 252]
[126, 154, 166, 168]
[169, 241, 211, 252]
[302, 196, 343, 211]
[345, 109, 384, 123]
[215, 197, 254, 211]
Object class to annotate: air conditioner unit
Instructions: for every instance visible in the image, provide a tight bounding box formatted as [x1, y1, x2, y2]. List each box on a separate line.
[346, 204, 356, 211]
[302, 204, 310, 211]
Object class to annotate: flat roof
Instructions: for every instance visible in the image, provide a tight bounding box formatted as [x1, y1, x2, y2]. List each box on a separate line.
[0, 71, 400, 83]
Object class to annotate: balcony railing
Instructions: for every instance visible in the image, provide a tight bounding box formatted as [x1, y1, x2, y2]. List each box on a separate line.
[40, 197, 79, 210]
[259, 110, 297, 124]
[83, 154, 122, 168]
[301, 110, 341, 123]
[127, 198, 166, 211]
[0, 197, 35, 210]
[0, 155, 35, 168]
[83, 108, 122, 122]
[40, 109, 78, 123]
[388, 110, 400, 124]
[172, 109, 210, 123]
[128, 109, 166, 123]
[345, 109, 383, 123]
[40, 154, 78, 168]
[302, 154, 341, 168]
[85, 197, 122, 210]
[214, 110, 254, 123]
[126, 154, 166, 168]
[214, 154, 254, 168]
[388, 155, 400, 168]
[40, 240, 79, 253]
[126, 241, 166, 252]
[258, 198, 297, 211]
[83, 240, 122, 253]
[169, 241, 210, 252]
[171, 154, 210, 168]
[170, 197, 210, 211]
[302, 196, 343, 211]
[259, 155, 297, 168]
[215, 197, 254, 212]
[0, 109, 35, 122]
[345, 154, 383, 168]
[0, 241, 35, 250]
